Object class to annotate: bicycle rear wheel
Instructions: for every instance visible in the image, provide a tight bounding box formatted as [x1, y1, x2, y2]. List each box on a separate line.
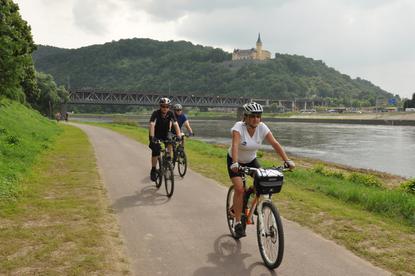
[177, 150, 187, 177]
[155, 156, 162, 189]
[164, 162, 174, 197]
[256, 201, 284, 269]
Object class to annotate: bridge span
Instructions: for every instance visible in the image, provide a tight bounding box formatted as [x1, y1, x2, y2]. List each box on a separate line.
[68, 89, 326, 111]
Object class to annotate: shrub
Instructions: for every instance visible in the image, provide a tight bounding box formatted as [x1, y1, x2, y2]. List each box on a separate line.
[347, 172, 382, 188]
[313, 164, 345, 179]
[6, 135, 20, 145]
[400, 179, 415, 195]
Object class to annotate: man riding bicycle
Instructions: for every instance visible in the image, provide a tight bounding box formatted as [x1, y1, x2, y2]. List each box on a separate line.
[172, 103, 194, 137]
[171, 103, 193, 160]
[149, 97, 181, 181]
[228, 102, 295, 238]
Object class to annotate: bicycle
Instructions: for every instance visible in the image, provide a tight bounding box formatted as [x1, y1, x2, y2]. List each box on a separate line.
[172, 134, 189, 177]
[153, 138, 175, 197]
[226, 164, 288, 269]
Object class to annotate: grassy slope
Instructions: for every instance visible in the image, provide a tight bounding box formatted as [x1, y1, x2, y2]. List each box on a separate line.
[0, 101, 129, 274]
[86, 122, 415, 275]
[0, 99, 62, 199]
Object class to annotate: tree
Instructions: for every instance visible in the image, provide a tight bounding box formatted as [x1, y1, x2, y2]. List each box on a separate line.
[34, 72, 68, 116]
[0, 0, 37, 102]
[403, 93, 415, 109]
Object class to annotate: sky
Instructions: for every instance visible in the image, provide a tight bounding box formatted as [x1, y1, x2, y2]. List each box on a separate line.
[14, 0, 415, 99]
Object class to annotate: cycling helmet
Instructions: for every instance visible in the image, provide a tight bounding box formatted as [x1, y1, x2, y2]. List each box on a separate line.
[174, 103, 182, 110]
[159, 97, 171, 105]
[243, 102, 263, 115]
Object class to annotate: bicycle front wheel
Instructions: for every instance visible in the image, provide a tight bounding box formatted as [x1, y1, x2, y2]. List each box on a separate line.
[164, 162, 174, 197]
[155, 156, 162, 189]
[177, 150, 187, 177]
[256, 201, 284, 269]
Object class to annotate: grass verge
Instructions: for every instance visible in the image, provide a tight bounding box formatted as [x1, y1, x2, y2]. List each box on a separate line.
[0, 99, 62, 199]
[0, 125, 129, 275]
[82, 121, 415, 275]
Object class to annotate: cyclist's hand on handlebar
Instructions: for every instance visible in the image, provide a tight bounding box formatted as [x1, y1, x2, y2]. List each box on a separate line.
[189, 132, 194, 137]
[284, 159, 295, 170]
[230, 162, 239, 173]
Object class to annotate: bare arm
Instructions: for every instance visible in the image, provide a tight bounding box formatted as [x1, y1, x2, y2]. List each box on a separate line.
[183, 120, 193, 134]
[265, 131, 290, 162]
[231, 130, 241, 164]
[149, 121, 155, 137]
[173, 121, 181, 137]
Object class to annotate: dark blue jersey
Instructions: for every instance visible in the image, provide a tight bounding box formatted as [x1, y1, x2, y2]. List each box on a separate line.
[172, 113, 188, 134]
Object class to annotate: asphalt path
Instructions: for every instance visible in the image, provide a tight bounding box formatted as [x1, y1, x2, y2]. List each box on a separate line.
[73, 123, 390, 276]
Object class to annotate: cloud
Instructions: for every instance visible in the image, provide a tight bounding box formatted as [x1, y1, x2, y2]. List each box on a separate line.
[72, 0, 119, 35]
[119, 0, 289, 21]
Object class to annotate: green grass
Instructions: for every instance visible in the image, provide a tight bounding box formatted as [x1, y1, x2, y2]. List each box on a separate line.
[0, 124, 129, 274]
[0, 101, 129, 274]
[294, 167, 415, 226]
[87, 122, 415, 275]
[0, 99, 62, 199]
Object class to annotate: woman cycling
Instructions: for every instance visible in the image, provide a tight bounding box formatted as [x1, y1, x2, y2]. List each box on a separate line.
[227, 102, 295, 239]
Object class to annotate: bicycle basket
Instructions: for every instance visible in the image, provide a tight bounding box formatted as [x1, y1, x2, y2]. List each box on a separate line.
[254, 168, 284, 194]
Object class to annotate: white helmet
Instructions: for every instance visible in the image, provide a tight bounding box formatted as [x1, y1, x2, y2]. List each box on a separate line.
[159, 97, 171, 105]
[243, 102, 263, 115]
[174, 103, 182, 110]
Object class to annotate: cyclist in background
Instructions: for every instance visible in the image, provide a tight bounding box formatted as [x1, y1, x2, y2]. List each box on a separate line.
[149, 98, 181, 181]
[228, 102, 295, 238]
[172, 103, 194, 137]
[172, 103, 194, 163]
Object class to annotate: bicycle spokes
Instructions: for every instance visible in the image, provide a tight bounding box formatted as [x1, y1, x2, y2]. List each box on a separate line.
[257, 201, 284, 269]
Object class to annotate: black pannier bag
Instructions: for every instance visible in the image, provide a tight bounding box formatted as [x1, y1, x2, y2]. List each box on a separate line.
[254, 168, 284, 194]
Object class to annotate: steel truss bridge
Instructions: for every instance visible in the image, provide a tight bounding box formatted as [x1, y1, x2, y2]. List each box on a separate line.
[68, 89, 326, 110]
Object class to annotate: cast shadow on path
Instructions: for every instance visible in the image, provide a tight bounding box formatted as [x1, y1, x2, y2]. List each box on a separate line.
[111, 178, 171, 213]
[193, 234, 278, 276]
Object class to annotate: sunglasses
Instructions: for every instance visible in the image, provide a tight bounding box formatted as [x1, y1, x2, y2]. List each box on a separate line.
[160, 105, 170, 108]
[248, 114, 261, 118]
[175, 109, 182, 112]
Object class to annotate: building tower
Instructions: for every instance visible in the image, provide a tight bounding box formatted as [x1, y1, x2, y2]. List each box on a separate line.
[256, 33, 262, 58]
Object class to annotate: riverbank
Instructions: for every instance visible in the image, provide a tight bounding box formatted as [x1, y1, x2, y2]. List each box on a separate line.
[86, 122, 415, 275]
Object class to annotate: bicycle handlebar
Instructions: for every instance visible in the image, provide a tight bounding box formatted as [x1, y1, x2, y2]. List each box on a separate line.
[239, 164, 290, 175]
[154, 138, 175, 144]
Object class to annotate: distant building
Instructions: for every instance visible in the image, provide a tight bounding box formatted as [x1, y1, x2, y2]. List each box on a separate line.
[232, 33, 271, 61]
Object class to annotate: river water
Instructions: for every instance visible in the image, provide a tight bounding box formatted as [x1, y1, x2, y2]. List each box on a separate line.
[189, 120, 415, 178]
[73, 116, 415, 178]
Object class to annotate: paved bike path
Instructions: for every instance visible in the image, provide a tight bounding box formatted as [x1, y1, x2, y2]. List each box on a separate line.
[73, 123, 390, 276]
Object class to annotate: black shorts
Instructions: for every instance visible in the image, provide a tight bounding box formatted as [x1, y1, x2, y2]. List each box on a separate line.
[149, 135, 168, 157]
[227, 154, 260, 178]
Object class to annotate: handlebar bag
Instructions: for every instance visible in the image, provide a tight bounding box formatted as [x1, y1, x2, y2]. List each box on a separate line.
[254, 168, 284, 194]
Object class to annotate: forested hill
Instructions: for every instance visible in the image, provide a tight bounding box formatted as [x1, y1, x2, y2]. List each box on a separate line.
[33, 38, 393, 106]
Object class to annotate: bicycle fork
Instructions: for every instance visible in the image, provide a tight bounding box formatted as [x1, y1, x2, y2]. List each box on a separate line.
[255, 199, 270, 237]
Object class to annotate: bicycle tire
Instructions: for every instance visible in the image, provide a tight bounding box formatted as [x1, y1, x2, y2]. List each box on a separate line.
[256, 201, 284, 269]
[155, 156, 162, 188]
[177, 150, 187, 177]
[164, 162, 174, 197]
[226, 186, 237, 238]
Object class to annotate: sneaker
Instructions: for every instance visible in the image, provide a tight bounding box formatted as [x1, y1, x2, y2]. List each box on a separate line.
[234, 222, 246, 239]
[150, 168, 157, 181]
